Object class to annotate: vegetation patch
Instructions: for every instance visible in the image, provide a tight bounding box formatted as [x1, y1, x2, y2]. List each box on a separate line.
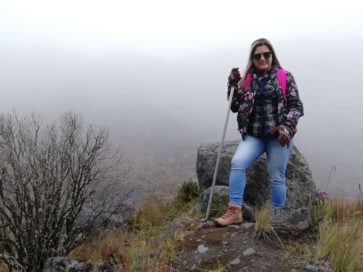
[69, 179, 200, 271]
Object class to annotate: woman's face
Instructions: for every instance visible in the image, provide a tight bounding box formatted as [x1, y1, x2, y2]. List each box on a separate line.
[252, 45, 273, 73]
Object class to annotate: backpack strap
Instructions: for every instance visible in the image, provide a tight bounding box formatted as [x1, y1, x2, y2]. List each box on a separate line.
[242, 68, 287, 98]
[241, 72, 252, 92]
[276, 68, 286, 98]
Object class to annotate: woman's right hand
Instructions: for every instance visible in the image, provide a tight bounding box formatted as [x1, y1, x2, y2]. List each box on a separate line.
[228, 68, 241, 87]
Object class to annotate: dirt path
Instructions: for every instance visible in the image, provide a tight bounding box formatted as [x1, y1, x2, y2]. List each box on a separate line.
[172, 223, 304, 272]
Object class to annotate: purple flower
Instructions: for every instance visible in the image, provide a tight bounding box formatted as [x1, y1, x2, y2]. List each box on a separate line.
[318, 191, 329, 199]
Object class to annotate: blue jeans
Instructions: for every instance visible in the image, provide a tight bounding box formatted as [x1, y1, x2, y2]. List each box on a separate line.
[229, 135, 293, 208]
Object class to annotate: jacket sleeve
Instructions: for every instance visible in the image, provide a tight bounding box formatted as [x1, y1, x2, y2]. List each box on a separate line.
[282, 71, 304, 132]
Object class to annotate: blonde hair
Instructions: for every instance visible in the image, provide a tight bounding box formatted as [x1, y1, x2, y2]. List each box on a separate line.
[242, 38, 281, 80]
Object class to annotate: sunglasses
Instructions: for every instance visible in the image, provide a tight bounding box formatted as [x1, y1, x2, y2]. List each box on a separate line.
[253, 52, 272, 61]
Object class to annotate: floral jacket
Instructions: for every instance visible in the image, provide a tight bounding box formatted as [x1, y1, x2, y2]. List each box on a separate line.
[230, 66, 304, 136]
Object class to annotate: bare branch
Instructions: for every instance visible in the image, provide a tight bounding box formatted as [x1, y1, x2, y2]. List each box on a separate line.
[0, 111, 132, 271]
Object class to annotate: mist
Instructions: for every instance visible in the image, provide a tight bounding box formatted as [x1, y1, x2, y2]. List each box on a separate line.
[1, 34, 363, 196]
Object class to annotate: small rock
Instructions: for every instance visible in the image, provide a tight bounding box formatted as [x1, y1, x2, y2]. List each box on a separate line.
[222, 241, 228, 245]
[270, 207, 311, 231]
[196, 238, 202, 242]
[243, 247, 256, 256]
[229, 257, 241, 265]
[70, 260, 90, 271]
[149, 249, 157, 257]
[227, 224, 240, 229]
[43, 257, 92, 272]
[196, 220, 215, 229]
[241, 222, 254, 229]
[97, 262, 121, 272]
[305, 263, 318, 271]
[197, 244, 209, 254]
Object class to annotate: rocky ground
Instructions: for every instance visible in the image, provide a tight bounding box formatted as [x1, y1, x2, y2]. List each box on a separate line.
[172, 221, 319, 272]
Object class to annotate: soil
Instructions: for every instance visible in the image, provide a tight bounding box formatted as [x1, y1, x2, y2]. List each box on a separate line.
[171, 222, 313, 272]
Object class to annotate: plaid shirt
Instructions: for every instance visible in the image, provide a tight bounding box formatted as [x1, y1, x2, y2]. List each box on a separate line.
[247, 74, 279, 137]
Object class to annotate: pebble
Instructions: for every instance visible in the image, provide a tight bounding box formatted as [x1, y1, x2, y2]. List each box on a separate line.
[243, 247, 256, 256]
[305, 264, 318, 271]
[197, 244, 209, 254]
[196, 221, 214, 229]
[241, 222, 254, 229]
[229, 257, 241, 265]
[227, 224, 240, 229]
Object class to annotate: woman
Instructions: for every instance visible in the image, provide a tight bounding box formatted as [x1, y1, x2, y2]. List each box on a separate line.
[215, 38, 304, 226]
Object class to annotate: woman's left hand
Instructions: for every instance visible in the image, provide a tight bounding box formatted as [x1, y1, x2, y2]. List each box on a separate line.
[269, 125, 291, 146]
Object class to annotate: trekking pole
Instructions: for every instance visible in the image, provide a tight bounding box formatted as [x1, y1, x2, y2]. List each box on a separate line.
[203, 85, 236, 221]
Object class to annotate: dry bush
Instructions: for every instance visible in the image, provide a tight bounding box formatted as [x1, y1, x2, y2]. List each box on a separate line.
[0, 112, 132, 271]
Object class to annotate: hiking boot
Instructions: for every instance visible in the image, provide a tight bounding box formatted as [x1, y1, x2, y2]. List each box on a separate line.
[214, 205, 243, 226]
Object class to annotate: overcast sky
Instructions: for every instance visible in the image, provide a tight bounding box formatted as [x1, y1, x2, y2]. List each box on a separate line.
[1, 0, 363, 196]
[1, 0, 362, 57]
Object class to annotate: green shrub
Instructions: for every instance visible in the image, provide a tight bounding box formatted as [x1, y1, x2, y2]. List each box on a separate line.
[176, 179, 200, 204]
[211, 193, 229, 217]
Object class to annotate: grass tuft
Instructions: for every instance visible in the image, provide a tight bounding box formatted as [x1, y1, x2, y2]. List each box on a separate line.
[254, 204, 271, 235]
[317, 218, 363, 272]
[130, 198, 172, 233]
[253, 204, 284, 248]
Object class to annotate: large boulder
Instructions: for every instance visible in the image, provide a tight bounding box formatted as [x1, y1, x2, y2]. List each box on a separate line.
[197, 140, 316, 208]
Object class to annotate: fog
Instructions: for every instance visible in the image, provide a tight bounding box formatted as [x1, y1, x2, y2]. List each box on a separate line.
[1, 0, 363, 196]
[1, 37, 363, 196]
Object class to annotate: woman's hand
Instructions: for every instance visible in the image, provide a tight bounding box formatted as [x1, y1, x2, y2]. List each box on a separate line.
[228, 68, 241, 87]
[239, 128, 246, 141]
[269, 125, 291, 146]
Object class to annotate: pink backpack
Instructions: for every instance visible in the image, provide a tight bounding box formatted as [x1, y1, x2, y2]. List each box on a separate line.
[241, 68, 287, 98]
